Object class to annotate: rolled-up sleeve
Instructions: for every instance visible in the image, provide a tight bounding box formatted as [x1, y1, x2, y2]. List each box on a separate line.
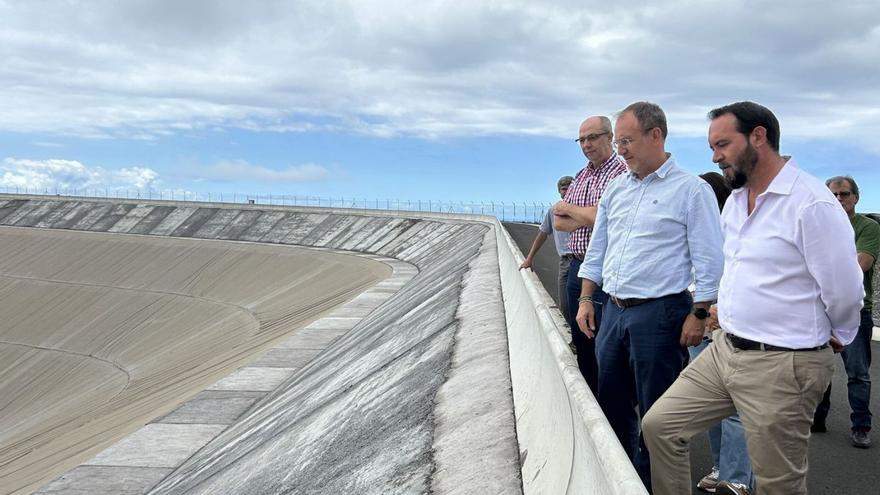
[799, 201, 864, 344]
[687, 182, 724, 302]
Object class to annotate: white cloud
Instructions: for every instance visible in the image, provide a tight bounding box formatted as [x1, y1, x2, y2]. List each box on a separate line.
[0, 158, 159, 191]
[205, 160, 331, 183]
[0, 1, 878, 149]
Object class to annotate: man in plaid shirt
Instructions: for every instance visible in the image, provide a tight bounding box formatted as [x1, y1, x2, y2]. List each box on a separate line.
[553, 115, 627, 392]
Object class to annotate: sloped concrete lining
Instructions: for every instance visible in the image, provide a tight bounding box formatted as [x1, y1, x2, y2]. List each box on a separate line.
[0, 195, 644, 494]
[0, 228, 392, 494]
[494, 223, 648, 494]
[148, 223, 521, 495]
[35, 251, 414, 495]
[0, 197, 522, 495]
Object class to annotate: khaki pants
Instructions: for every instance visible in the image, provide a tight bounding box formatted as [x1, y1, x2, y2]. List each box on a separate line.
[642, 330, 834, 495]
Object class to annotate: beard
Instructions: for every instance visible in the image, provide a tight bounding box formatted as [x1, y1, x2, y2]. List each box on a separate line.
[722, 142, 758, 189]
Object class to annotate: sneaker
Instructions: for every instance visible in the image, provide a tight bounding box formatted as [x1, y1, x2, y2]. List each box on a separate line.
[716, 481, 753, 495]
[851, 429, 872, 449]
[696, 467, 720, 493]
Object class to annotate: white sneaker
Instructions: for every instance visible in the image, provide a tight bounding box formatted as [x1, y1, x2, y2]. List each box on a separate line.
[696, 466, 720, 493]
[716, 481, 752, 495]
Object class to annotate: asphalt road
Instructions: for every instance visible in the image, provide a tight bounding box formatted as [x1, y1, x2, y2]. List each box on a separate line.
[504, 221, 880, 495]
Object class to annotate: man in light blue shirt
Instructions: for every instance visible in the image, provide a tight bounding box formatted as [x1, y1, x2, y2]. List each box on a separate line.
[575, 101, 724, 490]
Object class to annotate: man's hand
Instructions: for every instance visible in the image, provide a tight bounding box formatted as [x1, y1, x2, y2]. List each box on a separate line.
[680, 314, 705, 347]
[518, 257, 534, 271]
[830, 335, 845, 353]
[576, 301, 597, 338]
[552, 200, 570, 217]
[706, 304, 720, 330]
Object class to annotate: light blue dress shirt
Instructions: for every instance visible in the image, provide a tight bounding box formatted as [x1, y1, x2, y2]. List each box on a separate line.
[578, 154, 723, 302]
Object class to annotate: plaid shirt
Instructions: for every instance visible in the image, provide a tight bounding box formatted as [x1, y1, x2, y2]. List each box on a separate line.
[564, 152, 627, 256]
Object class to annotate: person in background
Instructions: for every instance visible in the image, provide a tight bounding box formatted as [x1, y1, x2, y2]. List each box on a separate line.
[691, 171, 755, 495]
[520, 176, 575, 335]
[643, 101, 864, 495]
[576, 102, 723, 489]
[812, 175, 879, 449]
[553, 116, 627, 392]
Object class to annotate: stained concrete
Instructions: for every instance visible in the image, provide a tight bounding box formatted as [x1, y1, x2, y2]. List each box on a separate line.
[0, 197, 522, 495]
[0, 226, 391, 494]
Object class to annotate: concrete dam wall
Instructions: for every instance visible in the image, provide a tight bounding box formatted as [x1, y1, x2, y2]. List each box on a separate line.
[0, 195, 643, 494]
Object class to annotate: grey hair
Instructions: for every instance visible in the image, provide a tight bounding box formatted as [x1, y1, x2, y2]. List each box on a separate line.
[597, 116, 612, 134]
[619, 101, 667, 139]
[826, 175, 859, 197]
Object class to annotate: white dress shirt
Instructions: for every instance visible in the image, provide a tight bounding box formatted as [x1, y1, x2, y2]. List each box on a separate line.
[717, 158, 864, 348]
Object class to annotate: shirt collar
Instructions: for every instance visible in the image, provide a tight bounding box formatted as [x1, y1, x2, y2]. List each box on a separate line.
[627, 153, 674, 180]
[729, 156, 798, 198]
[589, 151, 620, 171]
[655, 153, 675, 178]
[764, 156, 798, 196]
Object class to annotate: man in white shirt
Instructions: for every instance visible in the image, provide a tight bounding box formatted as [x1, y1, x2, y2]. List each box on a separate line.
[642, 101, 864, 495]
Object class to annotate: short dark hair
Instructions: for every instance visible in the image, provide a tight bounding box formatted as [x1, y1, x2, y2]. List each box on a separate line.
[699, 172, 732, 212]
[826, 175, 859, 197]
[620, 101, 667, 139]
[707, 101, 780, 152]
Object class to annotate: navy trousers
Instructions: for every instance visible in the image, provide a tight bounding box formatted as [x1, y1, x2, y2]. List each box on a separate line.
[595, 291, 691, 490]
[815, 308, 873, 431]
[565, 257, 607, 393]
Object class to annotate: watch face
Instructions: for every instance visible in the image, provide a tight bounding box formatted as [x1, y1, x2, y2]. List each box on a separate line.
[694, 308, 709, 320]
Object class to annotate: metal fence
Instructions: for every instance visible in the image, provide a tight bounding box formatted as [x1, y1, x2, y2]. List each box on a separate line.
[0, 186, 552, 223]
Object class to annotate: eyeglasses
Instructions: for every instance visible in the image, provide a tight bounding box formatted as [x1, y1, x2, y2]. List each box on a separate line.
[832, 191, 853, 198]
[613, 127, 660, 148]
[612, 137, 635, 148]
[575, 131, 609, 144]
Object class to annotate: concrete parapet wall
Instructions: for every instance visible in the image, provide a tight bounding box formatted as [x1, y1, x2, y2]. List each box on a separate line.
[0, 195, 643, 494]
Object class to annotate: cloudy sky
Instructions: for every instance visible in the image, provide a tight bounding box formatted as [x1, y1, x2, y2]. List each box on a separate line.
[2, 0, 879, 209]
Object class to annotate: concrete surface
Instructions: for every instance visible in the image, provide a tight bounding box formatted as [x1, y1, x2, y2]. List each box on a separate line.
[502, 222, 563, 305]
[0, 227, 390, 494]
[498, 222, 646, 495]
[0, 195, 647, 495]
[0, 196, 527, 495]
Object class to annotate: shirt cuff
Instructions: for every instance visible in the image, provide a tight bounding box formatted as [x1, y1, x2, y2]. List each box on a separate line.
[693, 288, 718, 303]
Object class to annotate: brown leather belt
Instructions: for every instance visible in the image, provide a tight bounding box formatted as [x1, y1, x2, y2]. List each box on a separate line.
[609, 296, 651, 308]
[726, 333, 828, 352]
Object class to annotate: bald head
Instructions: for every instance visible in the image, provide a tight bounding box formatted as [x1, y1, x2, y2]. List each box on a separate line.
[577, 116, 614, 164]
[580, 116, 612, 134]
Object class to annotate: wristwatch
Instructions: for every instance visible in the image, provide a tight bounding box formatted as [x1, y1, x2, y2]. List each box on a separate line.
[693, 308, 709, 320]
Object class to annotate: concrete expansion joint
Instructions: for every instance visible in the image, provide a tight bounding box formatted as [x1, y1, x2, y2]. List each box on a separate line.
[0, 339, 133, 389]
[0, 270, 263, 331]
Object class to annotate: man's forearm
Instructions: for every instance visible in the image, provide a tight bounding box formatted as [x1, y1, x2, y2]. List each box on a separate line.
[565, 204, 598, 228]
[525, 232, 548, 259]
[580, 278, 597, 298]
[857, 252, 875, 272]
[553, 215, 580, 232]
